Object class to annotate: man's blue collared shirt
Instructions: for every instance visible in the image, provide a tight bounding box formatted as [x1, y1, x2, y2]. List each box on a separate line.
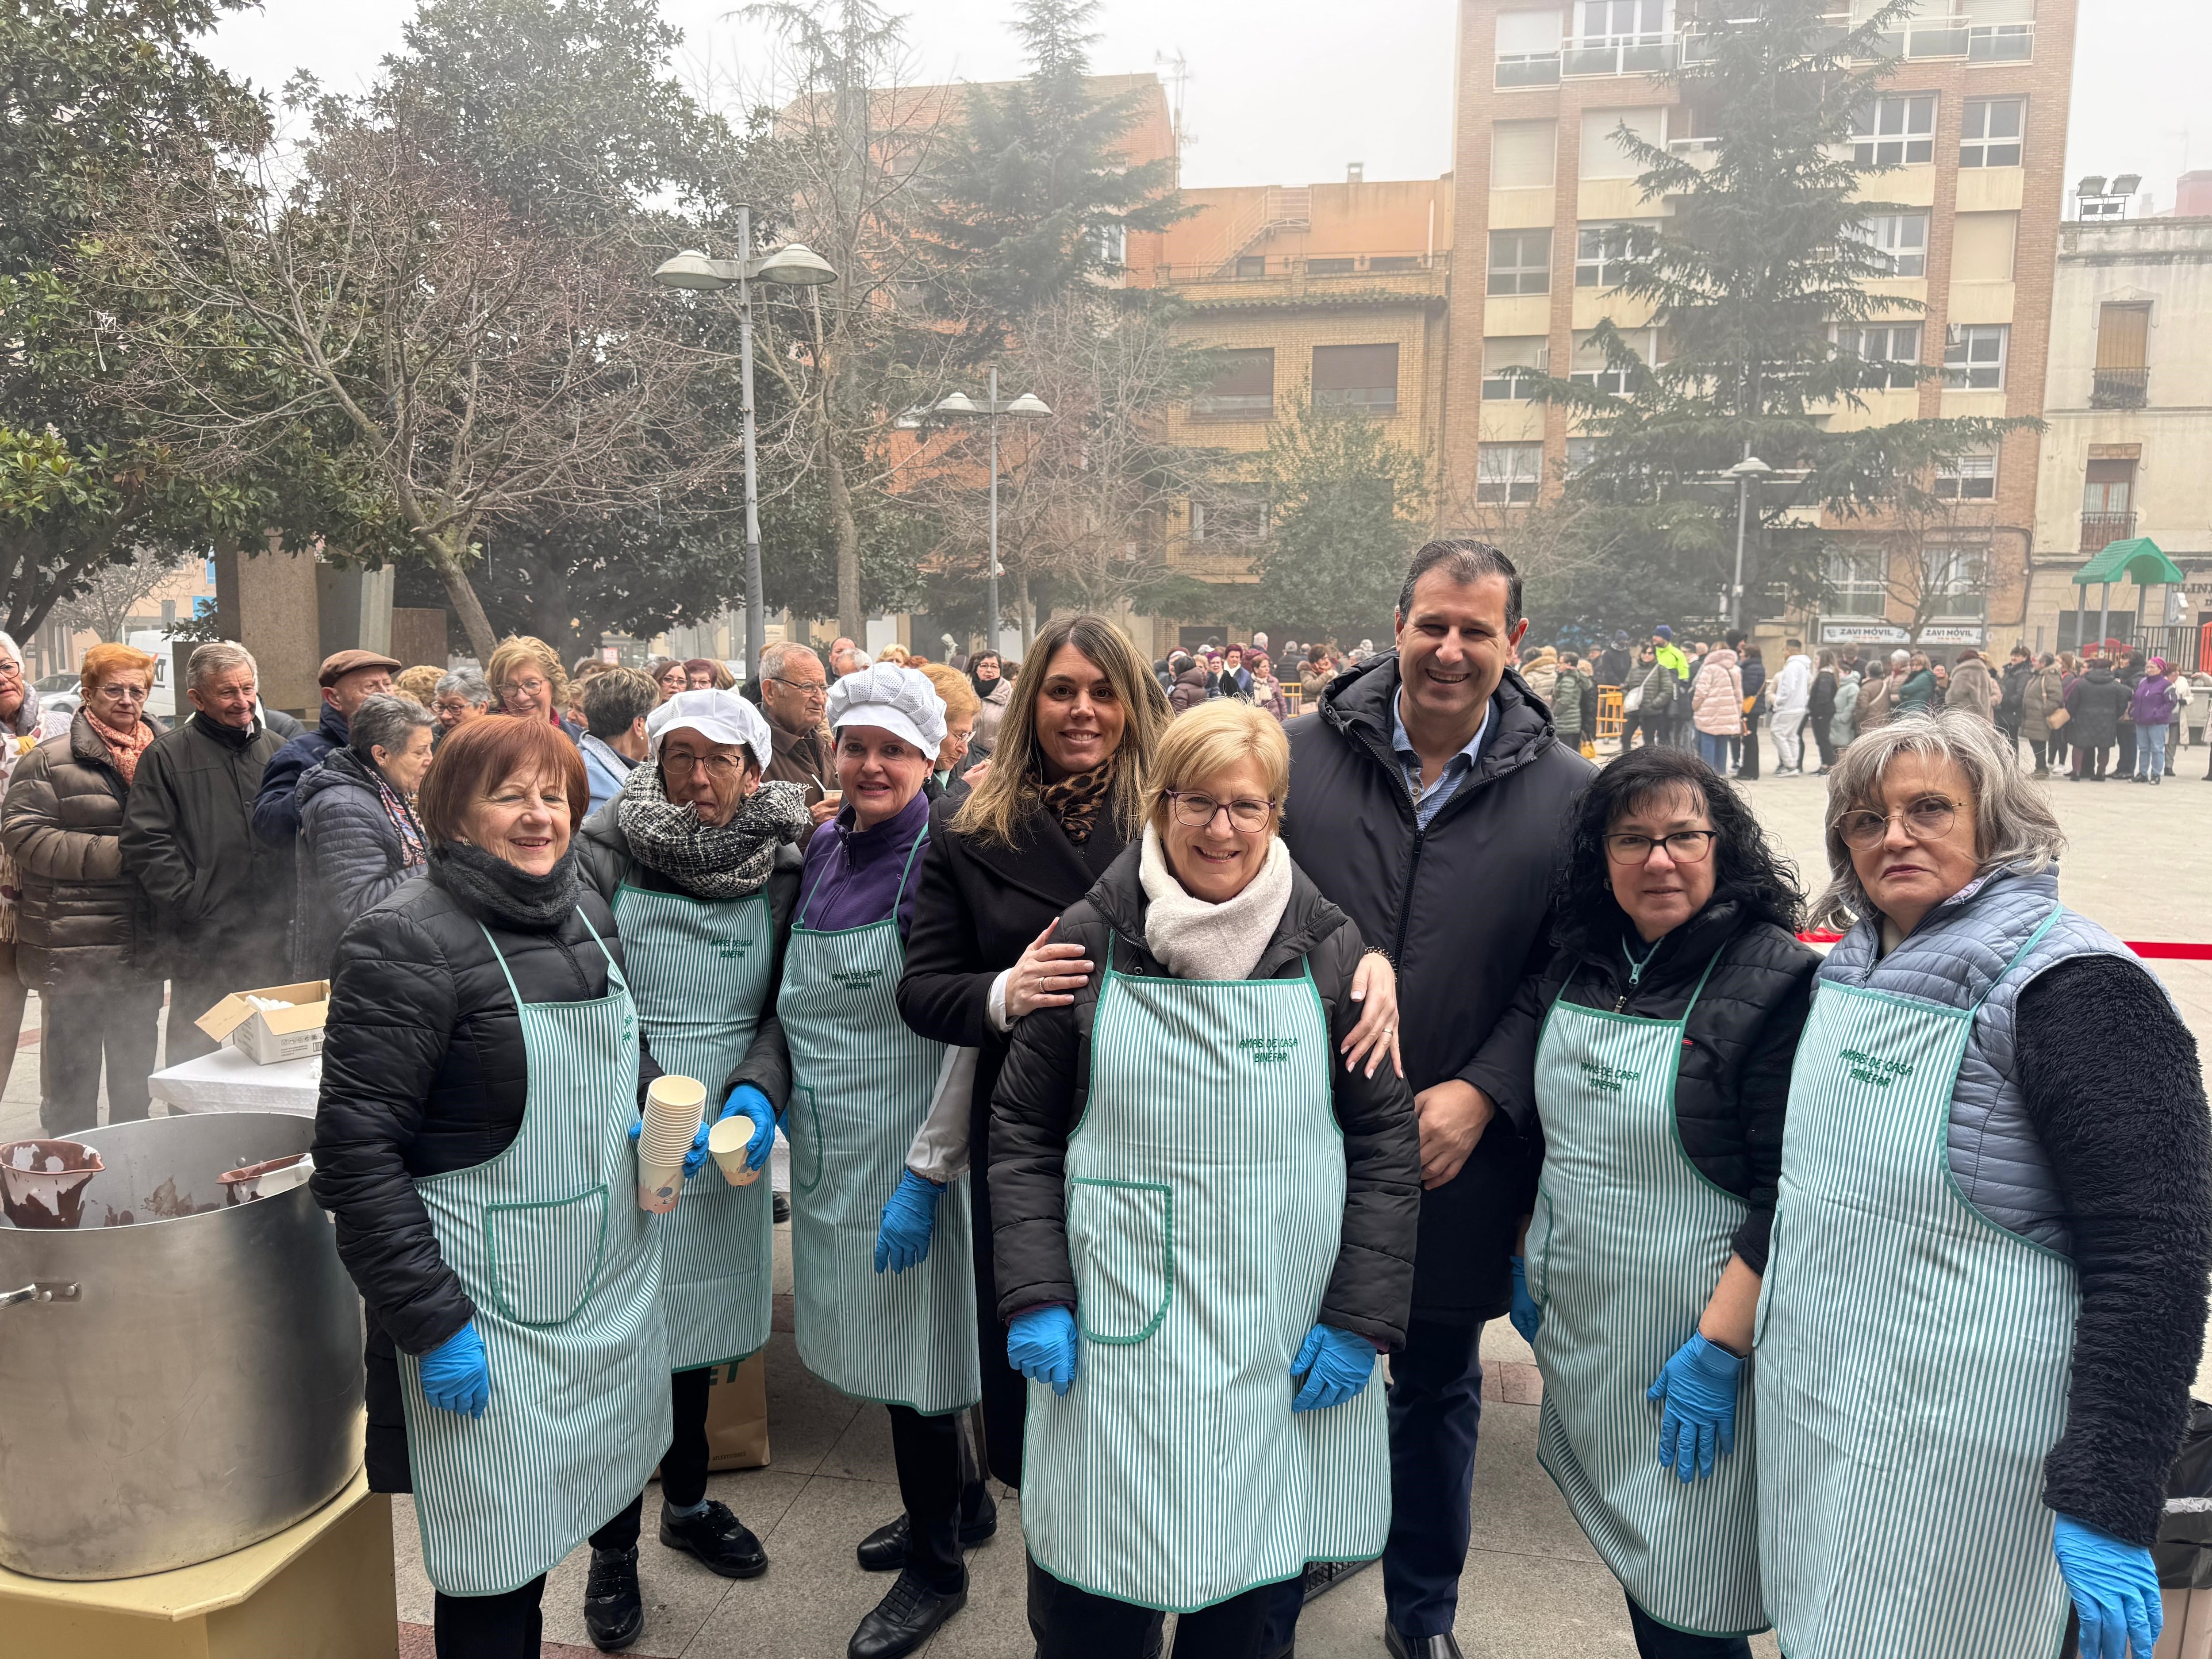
[1392, 692, 1492, 829]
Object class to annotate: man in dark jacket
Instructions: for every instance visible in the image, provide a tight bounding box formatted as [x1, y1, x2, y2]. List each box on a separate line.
[251, 648, 399, 846]
[119, 642, 290, 1062]
[1997, 643, 2032, 761]
[757, 641, 834, 841]
[1273, 540, 1594, 1659]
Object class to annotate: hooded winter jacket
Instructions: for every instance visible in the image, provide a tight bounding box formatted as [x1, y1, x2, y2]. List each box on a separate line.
[1691, 648, 1746, 735]
[2064, 663, 2129, 749]
[1279, 652, 1593, 1321]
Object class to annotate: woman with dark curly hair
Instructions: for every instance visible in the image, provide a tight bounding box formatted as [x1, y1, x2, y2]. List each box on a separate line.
[1482, 745, 1817, 1657]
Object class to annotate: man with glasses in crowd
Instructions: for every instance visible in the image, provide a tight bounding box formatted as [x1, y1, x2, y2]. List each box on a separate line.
[756, 641, 837, 840]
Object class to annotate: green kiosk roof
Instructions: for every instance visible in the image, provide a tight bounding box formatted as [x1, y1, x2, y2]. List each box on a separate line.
[2073, 537, 2185, 587]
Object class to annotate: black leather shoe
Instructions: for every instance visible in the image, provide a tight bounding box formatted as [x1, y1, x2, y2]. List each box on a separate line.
[855, 1489, 1000, 1571]
[1384, 1629, 1464, 1659]
[660, 1498, 767, 1578]
[772, 1190, 791, 1224]
[848, 1567, 968, 1659]
[583, 1546, 644, 1652]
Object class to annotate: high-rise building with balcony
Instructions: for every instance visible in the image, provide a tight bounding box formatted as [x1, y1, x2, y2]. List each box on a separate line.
[1444, 0, 2079, 654]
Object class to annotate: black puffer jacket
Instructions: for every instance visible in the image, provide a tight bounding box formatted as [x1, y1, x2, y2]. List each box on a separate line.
[1, 712, 152, 986]
[1469, 899, 1818, 1272]
[2064, 662, 2130, 749]
[311, 847, 658, 1493]
[1283, 652, 1594, 1322]
[576, 797, 802, 1111]
[990, 844, 1422, 1349]
[292, 748, 423, 978]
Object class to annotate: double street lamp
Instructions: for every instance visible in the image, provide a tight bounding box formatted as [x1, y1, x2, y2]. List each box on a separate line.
[934, 369, 1052, 655]
[653, 212, 837, 686]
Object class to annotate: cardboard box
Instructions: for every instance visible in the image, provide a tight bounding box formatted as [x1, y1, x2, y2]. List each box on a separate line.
[195, 982, 331, 1065]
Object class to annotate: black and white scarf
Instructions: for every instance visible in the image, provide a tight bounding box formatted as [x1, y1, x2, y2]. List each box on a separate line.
[614, 763, 807, 900]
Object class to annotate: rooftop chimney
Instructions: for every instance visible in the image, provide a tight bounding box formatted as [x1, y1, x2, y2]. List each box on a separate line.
[1347, 161, 1364, 184]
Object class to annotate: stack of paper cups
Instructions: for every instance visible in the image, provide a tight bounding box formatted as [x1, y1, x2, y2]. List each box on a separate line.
[707, 1115, 763, 1187]
[638, 1075, 707, 1213]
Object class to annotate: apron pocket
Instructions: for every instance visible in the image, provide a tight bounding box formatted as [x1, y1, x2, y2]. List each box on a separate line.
[1068, 1179, 1172, 1345]
[483, 1187, 611, 1328]
[1525, 1188, 1555, 1308]
[789, 1087, 825, 1196]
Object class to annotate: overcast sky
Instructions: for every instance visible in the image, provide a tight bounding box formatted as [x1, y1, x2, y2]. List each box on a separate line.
[208, 0, 2210, 206]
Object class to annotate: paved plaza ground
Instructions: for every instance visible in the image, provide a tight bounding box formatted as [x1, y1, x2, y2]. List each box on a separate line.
[6, 751, 2208, 1656]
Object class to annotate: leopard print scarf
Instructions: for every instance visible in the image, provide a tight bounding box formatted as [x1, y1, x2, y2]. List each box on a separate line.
[1039, 755, 1116, 846]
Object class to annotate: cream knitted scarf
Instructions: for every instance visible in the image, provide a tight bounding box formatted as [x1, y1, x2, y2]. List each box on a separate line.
[1138, 822, 1293, 983]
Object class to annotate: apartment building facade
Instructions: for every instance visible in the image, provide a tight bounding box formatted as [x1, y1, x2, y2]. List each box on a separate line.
[2028, 211, 2212, 664]
[1444, 0, 2079, 653]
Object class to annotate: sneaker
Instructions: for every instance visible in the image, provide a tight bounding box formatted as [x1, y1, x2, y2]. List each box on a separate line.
[583, 1546, 644, 1652]
[660, 1498, 768, 1578]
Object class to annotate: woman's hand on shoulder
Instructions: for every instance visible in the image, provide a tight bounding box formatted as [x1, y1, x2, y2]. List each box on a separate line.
[1004, 917, 1095, 1020]
[1341, 947, 1404, 1080]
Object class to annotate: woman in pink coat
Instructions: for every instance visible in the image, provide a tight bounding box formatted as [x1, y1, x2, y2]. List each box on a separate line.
[1691, 646, 1746, 774]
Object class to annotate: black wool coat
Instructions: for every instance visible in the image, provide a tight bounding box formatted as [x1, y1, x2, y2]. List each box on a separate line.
[1281, 652, 1594, 1323]
[1470, 899, 1818, 1273]
[989, 846, 1421, 1350]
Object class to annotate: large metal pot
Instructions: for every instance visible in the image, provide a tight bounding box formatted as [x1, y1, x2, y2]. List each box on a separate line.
[0, 1112, 364, 1579]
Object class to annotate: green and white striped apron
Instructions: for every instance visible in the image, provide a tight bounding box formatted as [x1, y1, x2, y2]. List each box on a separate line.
[1022, 948, 1390, 1614]
[398, 913, 671, 1598]
[1526, 952, 1766, 1638]
[1755, 906, 2075, 1659]
[776, 826, 979, 1414]
[611, 882, 775, 1372]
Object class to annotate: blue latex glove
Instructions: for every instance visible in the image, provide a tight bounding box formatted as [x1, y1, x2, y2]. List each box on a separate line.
[627, 1113, 713, 1179]
[723, 1083, 777, 1171]
[419, 1322, 490, 1419]
[874, 1170, 944, 1274]
[1008, 1304, 1079, 1395]
[1646, 1333, 1743, 1483]
[2054, 1514, 2162, 1659]
[1508, 1255, 1542, 1344]
[1291, 1324, 1377, 1412]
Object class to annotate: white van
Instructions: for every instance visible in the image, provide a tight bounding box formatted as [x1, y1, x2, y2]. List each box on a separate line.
[123, 632, 179, 722]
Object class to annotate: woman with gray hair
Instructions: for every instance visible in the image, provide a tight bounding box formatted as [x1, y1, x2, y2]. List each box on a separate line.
[292, 694, 436, 975]
[1756, 710, 2211, 1659]
[431, 668, 495, 739]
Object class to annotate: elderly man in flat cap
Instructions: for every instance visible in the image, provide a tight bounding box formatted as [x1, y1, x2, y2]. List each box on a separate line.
[251, 648, 401, 846]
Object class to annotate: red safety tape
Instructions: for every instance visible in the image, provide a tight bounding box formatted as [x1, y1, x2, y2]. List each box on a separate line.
[1797, 930, 2212, 961]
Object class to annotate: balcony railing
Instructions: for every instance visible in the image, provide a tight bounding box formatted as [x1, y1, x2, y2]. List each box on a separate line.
[1151, 253, 1447, 286]
[1495, 51, 1561, 86]
[2080, 511, 2137, 552]
[1562, 32, 1676, 77]
[2090, 366, 2149, 410]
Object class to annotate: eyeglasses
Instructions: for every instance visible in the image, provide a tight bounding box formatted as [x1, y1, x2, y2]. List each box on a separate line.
[663, 752, 747, 782]
[767, 675, 828, 699]
[0, 661, 20, 679]
[1167, 791, 1276, 833]
[502, 677, 550, 697]
[1836, 796, 1960, 851]
[1603, 830, 1717, 865]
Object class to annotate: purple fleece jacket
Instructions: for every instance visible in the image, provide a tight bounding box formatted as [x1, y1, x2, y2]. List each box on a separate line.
[794, 788, 932, 938]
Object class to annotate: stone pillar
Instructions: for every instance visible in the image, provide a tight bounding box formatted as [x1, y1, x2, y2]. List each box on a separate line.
[389, 608, 452, 669]
[316, 563, 396, 659]
[214, 534, 321, 717]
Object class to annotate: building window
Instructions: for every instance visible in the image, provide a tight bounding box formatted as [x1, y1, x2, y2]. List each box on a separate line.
[1572, 328, 1654, 394]
[1836, 323, 1923, 389]
[1369, 255, 1422, 273]
[1482, 336, 1547, 399]
[1496, 7, 1564, 85]
[1192, 348, 1275, 419]
[1934, 452, 1997, 500]
[1091, 222, 1126, 267]
[1477, 442, 1545, 504]
[1580, 106, 1667, 179]
[1824, 548, 1887, 616]
[1234, 255, 1266, 279]
[1847, 212, 1930, 278]
[1926, 546, 1986, 619]
[1960, 98, 2024, 168]
[2091, 302, 2151, 408]
[1566, 436, 1600, 475]
[1575, 220, 1656, 286]
[1492, 119, 1558, 188]
[1851, 95, 1936, 167]
[1192, 488, 1269, 543]
[1943, 323, 2007, 390]
[2081, 457, 2135, 549]
[1967, 0, 2035, 61]
[1307, 257, 1357, 275]
[1488, 228, 1553, 295]
[1312, 343, 1400, 415]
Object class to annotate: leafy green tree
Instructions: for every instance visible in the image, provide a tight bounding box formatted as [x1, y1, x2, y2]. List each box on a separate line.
[923, 0, 1186, 347]
[1531, 0, 2032, 631]
[1238, 398, 1431, 646]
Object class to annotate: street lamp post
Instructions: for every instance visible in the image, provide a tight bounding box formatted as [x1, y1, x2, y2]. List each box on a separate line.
[1725, 453, 1774, 633]
[937, 372, 1052, 654]
[652, 218, 837, 686]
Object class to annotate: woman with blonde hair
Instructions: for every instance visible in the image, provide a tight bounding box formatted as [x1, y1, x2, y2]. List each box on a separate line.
[485, 636, 578, 740]
[396, 664, 446, 708]
[876, 642, 912, 666]
[918, 662, 983, 804]
[992, 699, 1419, 1651]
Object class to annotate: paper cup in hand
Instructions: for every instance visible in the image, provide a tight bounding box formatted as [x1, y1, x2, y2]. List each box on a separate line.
[637, 1160, 685, 1214]
[708, 1115, 762, 1187]
[641, 1075, 707, 1162]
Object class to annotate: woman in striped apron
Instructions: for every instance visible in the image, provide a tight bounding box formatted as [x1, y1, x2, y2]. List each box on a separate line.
[1487, 747, 1815, 1657]
[779, 664, 982, 1659]
[1760, 710, 2212, 1659]
[578, 689, 809, 1599]
[312, 716, 671, 1658]
[990, 701, 1420, 1658]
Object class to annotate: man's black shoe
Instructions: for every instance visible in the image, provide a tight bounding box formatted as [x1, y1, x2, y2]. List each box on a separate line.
[583, 1546, 644, 1652]
[854, 1486, 1000, 1571]
[659, 1499, 767, 1578]
[1384, 1628, 1464, 1659]
[772, 1190, 791, 1224]
[848, 1567, 967, 1659]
